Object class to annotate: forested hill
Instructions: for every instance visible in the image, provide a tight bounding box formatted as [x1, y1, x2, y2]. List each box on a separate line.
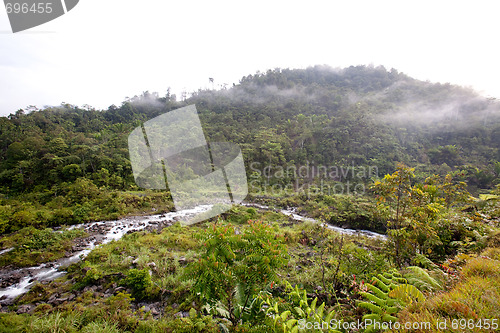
[1, 65, 499, 199]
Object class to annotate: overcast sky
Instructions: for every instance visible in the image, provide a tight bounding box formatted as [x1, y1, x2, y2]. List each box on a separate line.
[1, 0, 499, 116]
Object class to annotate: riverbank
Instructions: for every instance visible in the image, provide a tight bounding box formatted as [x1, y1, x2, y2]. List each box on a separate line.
[0, 202, 386, 305]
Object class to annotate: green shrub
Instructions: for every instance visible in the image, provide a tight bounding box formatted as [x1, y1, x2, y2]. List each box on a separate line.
[124, 268, 152, 297]
[83, 267, 102, 284]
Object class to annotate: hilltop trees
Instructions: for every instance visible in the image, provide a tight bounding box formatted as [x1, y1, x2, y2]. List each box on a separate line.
[0, 65, 498, 234]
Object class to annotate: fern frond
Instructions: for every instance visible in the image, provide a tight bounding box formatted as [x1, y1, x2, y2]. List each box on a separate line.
[359, 292, 386, 307]
[365, 283, 388, 300]
[378, 274, 392, 285]
[371, 276, 389, 292]
[405, 266, 442, 291]
[359, 301, 383, 314]
[382, 314, 398, 322]
[362, 313, 381, 321]
[388, 284, 425, 305]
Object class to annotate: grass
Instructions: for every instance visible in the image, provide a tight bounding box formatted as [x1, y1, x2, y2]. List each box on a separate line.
[387, 247, 500, 332]
[0, 227, 87, 267]
[2, 199, 497, 333]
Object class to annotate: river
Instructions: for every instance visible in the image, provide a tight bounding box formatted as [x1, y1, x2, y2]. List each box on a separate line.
[0, 203, 385, 303]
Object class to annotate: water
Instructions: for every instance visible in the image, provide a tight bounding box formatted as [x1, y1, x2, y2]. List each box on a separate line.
[0, 205, 213, 303]
[0, 248, 13, 256]
[244, 203, 386, 239]
[0, 203, 385, 302]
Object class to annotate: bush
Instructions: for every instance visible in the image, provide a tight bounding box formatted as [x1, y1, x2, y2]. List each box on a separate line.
[124, 268, 152, 297]
[83, 267, 102, 285]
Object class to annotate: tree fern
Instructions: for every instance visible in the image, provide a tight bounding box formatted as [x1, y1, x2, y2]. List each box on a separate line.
[358, 269, 427, 331]
[404, 266, 442, 291]
[388, 284, 425, 305]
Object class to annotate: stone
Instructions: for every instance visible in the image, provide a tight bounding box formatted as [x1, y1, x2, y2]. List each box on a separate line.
[114, 286, 127, 294]
[16, 304, 32, 314]
[48, 294, 58, 304]
[56, 297, 69, 303]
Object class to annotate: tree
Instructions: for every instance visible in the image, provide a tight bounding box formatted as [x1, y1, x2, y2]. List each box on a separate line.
[62, 164, 82, 181]
[372, 164, 474, 266]
[184, 220, 288, 327]
[371, 164, 415, 267]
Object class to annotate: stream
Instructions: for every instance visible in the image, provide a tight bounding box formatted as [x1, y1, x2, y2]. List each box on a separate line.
[0, 203, 385, 304]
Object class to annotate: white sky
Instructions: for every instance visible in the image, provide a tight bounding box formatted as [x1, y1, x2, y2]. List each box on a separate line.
[1, 0, 499, 116]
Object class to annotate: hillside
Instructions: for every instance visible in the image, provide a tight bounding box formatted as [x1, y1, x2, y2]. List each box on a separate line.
[0, 65, 499, 332]
[1, 66, 500, 198]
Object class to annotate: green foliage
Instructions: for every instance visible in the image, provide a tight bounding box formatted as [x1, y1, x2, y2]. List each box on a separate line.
[357, 269, 428, 332]
[388, 284, 425, 305]
[0, 313, 30, 333]
[0, 66, 498, 331]
[83, 266, 102, 284]
[0, 226, 87, 267]
[184, 219, 288, 327]
[262, 281, 341, 333]
[372, 165, 473, 266]
[124, 268, 152, 298]
[295, 194, 386, 233]
[28, 312, 81, 333]
[403, 266, 443, 292]
[80, 321, 121, 333]
[0, 65, 499, 236]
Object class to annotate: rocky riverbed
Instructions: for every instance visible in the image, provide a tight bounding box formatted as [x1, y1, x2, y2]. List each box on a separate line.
[0, 205, 213, 305]
[0, 203, 386, 307]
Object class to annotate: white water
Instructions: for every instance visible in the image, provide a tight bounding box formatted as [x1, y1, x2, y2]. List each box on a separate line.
[0, 205, 213, 302]
[244, 203, 386, 239]
[0, 247, 13, 256]
[0, 203, 385, 302]
[280, 208, 386, 239]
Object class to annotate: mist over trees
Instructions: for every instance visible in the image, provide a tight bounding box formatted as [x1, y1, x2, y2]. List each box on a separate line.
[1, 65, 498, 199]
[0, 65, 500, 332]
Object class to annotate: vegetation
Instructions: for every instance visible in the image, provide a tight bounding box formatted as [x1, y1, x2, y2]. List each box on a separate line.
[0, 226, 87, 267]
[0, 66, 499, 331]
